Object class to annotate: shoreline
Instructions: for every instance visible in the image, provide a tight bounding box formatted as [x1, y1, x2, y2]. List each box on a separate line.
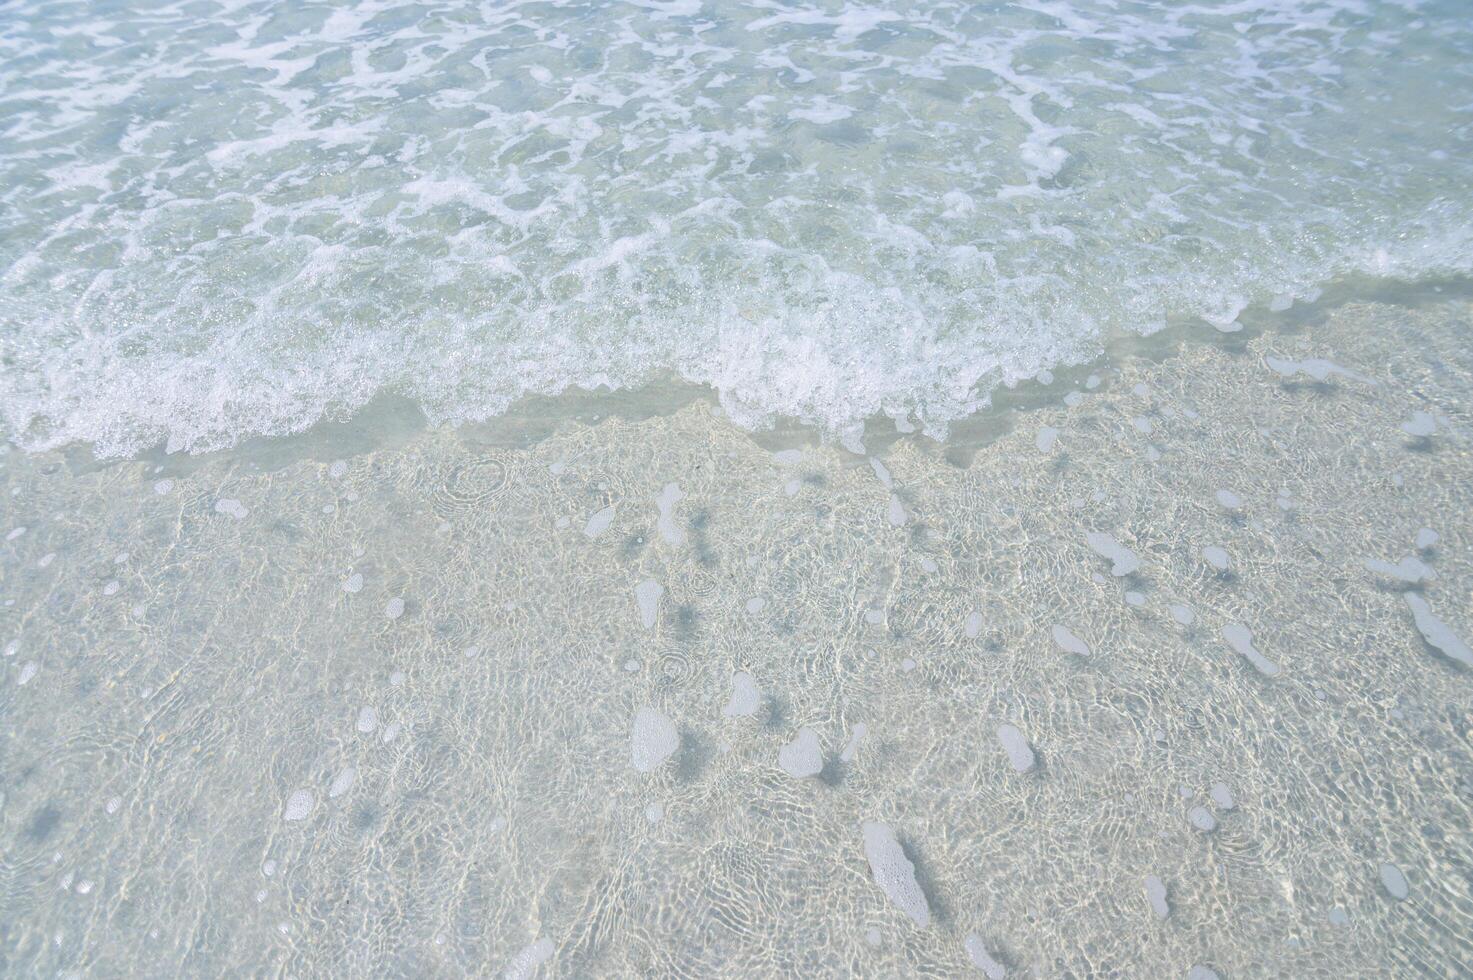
[2, 294, 1470, 975]
[10, 276, 1473, 473]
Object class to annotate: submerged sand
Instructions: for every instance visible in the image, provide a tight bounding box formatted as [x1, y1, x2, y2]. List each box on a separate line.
[1, 296, 1472, 977]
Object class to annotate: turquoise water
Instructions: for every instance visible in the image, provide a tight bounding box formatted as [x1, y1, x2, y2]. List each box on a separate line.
[4, 5, 1473, 977]
[3, 0, 1472, 455]
[2, 296, 1472, 977]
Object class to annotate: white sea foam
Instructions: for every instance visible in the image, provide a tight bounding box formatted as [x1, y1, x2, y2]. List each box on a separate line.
[630, 706, 678, 773]
[779, 728, 823, 778]
[328, 767, 356, 799]
[722, 671, 761, 718]
[654, 484, 684, 547]
[1380, 863, 1409, 901]
[634, 579, 663, 631]
[1404, 595, 1472, 668]
[964, 934, 1007, 978]
[997, 724, 1036, 773]
[1223, 623, 1280, 677]
[283, 790, 314, 822]
[1052, 624, 1090, 657]
[2, 0, 1470, 456]
[861, 822, 930, 928]
[1086, 533, 1139, 577]
[1365, 555, 1435, 586]
[1143, 875, 1169, 920]
[502, 938, 554, 980]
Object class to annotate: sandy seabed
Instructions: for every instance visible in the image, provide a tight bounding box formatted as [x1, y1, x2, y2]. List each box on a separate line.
[2, 296, 1472, 978]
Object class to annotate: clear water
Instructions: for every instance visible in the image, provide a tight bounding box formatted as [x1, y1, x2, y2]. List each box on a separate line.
[4, 2, 1473, 978]
[2, 0, 1472, 454]
[4, 297, 1473, 977]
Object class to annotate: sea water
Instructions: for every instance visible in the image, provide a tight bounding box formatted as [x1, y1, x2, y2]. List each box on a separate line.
[2, 0, 1472, 455]
[3, 2, 1473, 978]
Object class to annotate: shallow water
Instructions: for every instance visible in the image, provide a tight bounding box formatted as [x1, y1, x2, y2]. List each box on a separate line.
[3, 296, 1472, 976]
[4, 0, 1473, 454]
[5, 0, 1473, 975]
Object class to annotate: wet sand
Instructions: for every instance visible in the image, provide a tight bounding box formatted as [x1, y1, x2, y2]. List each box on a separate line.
[2, 296, 1472, 977]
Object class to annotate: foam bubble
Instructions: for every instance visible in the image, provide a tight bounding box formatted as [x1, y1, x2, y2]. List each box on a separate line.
[283, 790, 314, 822]
[630, 707, 678, 773]
[1401, 411, 1436, 437]
[722, 671, 761, 718]
[1379, 862, 1409, 900]
[1143, 875, 1169, 919]
[1086, 533, 1139, 576]
[634, 579, 663, 631]
[1404, 594, 1472, 668]
[655, 483, 684, 547]
[1223, 623, 1280, 676]
[328, 767, 355, 798]
[502, 938, 554, 980]
[1365, 555, 1435, 585]
[1052, 624, 1091, 657]
[583, 505, 616, 539]
[964, 933, 1007, 978]
[778, 727, 823, 778]
[1264, 356, 1374, 385]
[997, 724, 1035, 772]
[861, 822, 929, 928]
[214, 498, 248, 520]
[1188, 806, 1217, 832]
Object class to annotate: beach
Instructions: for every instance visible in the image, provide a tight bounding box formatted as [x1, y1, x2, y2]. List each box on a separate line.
[5, 0, 1473, 974]
[3, 293, 1471, 976]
